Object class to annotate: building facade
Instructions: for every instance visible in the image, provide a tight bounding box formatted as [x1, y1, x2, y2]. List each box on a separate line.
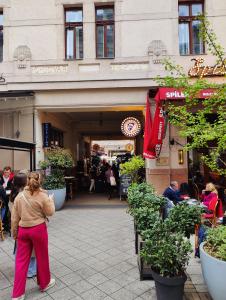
[0, 0, 225, 192]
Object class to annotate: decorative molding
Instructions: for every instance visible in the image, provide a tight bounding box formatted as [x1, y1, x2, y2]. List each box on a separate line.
[148, 40, 167, 64]
[13, 45, 32, 69]
[111, 62, 148, 71]
[31, 64, 68, 75]
[79, 64, 100, 72]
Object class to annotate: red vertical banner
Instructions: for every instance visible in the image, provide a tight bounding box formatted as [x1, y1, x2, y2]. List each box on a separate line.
[143, 95, 155, 159]
[143, 91, 165, 159]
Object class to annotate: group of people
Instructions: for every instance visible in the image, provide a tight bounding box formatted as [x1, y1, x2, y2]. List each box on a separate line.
[163, 180, 223, 218]
[89, 159, 119, 199]
[0, 167, 56, 300]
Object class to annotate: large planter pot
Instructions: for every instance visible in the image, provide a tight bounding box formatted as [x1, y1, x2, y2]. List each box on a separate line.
[47, 188, 66, 211]
[151, 270, 187, 300]
[200, 242, 226, 300]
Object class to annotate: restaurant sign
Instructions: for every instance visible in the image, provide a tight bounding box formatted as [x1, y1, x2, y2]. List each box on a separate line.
[121, 117, 141, 137]
[188, 57, 226, 78]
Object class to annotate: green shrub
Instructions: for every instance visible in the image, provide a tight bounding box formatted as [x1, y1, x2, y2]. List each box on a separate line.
[133, 207, 160, 232]
[204, 226, 226, 261]
[168, 202, 203, 236]
[141, 219, 192, 277]
[120, 156, 145, 183]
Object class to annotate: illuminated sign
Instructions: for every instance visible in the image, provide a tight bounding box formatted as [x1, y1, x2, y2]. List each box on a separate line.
[121, 117, 141, 138]
[188, 57, 226, 78]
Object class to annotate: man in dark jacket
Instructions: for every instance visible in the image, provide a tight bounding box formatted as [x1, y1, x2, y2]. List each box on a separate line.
[163, 181, 182, 205]
[0, 166, 14, 232]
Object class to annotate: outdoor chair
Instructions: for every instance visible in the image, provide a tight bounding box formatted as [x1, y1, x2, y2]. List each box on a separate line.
[0, 200, 5, 241]
[194, 197, 220, 257]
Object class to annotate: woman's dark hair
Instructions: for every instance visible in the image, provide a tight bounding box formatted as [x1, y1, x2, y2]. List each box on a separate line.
[10, 173, 27, 203]
[27, 172, 41, 195]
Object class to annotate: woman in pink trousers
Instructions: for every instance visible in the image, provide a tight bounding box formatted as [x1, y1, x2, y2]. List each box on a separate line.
[11, 172, 55, 300]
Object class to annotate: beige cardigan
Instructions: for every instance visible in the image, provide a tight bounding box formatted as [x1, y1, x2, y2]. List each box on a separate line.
[11, 188, 55, 239]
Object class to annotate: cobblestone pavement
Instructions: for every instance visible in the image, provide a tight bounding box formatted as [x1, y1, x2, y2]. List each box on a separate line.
[0, 194, 211, 300]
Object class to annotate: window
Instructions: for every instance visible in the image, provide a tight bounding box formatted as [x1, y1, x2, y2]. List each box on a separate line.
[96, 6, 114, 58]
[65, 8, 83, 59]
[178, 1, 204, 55]
[0, 11, 3, 62]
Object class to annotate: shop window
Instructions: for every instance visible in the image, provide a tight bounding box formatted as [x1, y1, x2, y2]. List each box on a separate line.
[178, 1, 204, 55]
[65, 7, 83, 60]
[96, 5, 115, 58]
[0, 11, 3, 62]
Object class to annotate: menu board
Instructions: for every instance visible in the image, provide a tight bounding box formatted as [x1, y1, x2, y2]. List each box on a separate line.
[119, 174, 132, 200]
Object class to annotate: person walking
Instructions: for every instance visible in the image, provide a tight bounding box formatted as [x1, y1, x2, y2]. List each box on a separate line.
[11, 172, 55, 300]
[0, 166, 14, 232]
[10, 172, 37, 278]
[89, 164, 97, 193]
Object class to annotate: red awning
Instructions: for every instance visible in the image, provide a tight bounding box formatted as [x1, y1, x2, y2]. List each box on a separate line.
[143, 87, 216, 159]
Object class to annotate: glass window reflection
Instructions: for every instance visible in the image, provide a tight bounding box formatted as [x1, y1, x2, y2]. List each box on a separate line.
[66, 29, 74, 59]
[179, 23, 190, 55]
[192, 4, 203, 16]
[66, 10, 82, 23]
[179, 5, 189, 17]
[96, 8, 114, 21]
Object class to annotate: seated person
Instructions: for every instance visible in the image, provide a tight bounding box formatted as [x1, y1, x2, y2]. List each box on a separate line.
[201, 182, 218, 209]
[163, 181, 183, 205]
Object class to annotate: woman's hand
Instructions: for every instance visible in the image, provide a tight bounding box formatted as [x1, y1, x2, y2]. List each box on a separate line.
[49, 194, 54, 201]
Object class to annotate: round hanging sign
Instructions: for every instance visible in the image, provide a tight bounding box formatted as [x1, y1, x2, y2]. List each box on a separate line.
[121, 117, 141, 137]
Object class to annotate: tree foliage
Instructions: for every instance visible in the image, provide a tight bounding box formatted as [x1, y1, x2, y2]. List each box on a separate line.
[156, 16, 226, 175]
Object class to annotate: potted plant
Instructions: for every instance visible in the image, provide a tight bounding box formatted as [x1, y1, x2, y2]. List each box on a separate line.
[40, 147, 73, 210]
[141, 219, 192, 300]
[200, 225, 226, 300]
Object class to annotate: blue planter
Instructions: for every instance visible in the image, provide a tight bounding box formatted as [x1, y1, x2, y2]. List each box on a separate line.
[200, 242, 226, 300]
[47, 188, 66, 211]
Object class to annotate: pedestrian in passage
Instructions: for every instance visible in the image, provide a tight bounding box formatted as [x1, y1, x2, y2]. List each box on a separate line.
[11, 172, 55, 300]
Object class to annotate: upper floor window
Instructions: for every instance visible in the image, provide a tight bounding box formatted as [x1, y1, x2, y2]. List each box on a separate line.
[0, 11, 3, 62]
[65, 8, 83, 60]
[179, 1, 204, 55]
[96, 6, 115, 58]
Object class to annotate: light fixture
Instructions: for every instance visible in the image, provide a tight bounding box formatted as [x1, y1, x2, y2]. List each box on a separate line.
[178, 149, 184, 165]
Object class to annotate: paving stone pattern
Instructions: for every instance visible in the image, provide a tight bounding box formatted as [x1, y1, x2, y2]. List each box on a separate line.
[0, 196, 212, 300]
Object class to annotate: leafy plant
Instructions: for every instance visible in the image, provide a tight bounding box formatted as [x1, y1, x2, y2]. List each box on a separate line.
[45, 147, 73, 169]
[128, 182, 166, 216]
[127, 182, 155, 210]
[120, 156, 145, 183]
[39, 147, 73, 190]
[42, 169, 65, 190]
[168, 202, 203, 236]
[133, 207, 160, 232]
[141, 220, 192, 277]
[204, 226, 226, 261]
[140, 220, 192, 277]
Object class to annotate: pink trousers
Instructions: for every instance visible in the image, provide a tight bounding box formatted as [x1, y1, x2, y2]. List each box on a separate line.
[12, 222, 50, 298]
